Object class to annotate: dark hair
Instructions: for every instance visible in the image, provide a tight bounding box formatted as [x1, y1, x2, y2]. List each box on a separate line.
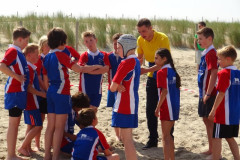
[156, 48, 181, 88]
[137, 18, 152, 27]
[77, 108, 96, 128]
[197, 27, 214, 39]
[72, 92, 90, 108]
[112, 33, 123, 41]
[13, 27, 31, 40]
[198, 21, 206, 27]
[47, 27, 67, 49]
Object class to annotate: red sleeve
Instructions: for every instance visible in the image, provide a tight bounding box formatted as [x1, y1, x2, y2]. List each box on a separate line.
[216, 69, 230, 92]
[112, 59, 135, 84]
[66, 45, 80, 59]
[78, 52, 88, 66]
[157, 68, 167, 89]
[103, 52, 110, 66]
[55, 52, 75, 69]
[35, 56, 42, 75]
[28, 66, 34, 84]
[42, 66, 47, 75]
[95, 129, 110, 150]
[0, 48, 18, 66]
[206, 49, 218, 70]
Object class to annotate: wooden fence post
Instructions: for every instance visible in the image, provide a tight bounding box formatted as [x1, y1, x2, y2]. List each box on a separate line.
[75, 21, 79, 51]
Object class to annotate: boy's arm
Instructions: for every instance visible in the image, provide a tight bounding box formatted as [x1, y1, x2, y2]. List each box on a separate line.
[27, 85, 46, 98]
[38, 75, 47, 91]
[103, 149, 112, 156]
[0, 63, 25, 82]
[87, 65, 109, 75]
[43, 75, 49, 90]
[203, 69, 218, 104]
[63, 132, 77, 141]
[208, 91, 225, 121]
[141, 65, 161, 75]
[71, 63, 103, 73]
[155, 88, 168, 117]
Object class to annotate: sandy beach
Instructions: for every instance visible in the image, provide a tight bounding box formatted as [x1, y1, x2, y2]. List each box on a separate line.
[0, 47, 240, 160]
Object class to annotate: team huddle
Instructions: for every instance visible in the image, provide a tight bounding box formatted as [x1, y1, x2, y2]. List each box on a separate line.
[0, 18, 239, 160]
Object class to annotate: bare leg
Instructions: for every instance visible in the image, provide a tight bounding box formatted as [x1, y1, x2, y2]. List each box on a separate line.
[34, 113, 45, 151]
[52, 114, 68, 160]
[107, 153, 120, 160]
[44, 113, 56, 160]
[202, 117, 213, 155]
[226, 138, 240, 160]
[114, 127, 121, 141]
[6, 116, 21, 159]
[212, 138, 222, 160]
[161, 120, 175, 160]
[120, 128, 137, 160]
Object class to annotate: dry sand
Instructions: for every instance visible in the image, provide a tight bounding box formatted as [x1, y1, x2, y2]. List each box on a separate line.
[0, 47, 240, 160]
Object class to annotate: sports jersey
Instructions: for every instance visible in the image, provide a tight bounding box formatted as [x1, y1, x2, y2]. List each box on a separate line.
[107, 51, 122, 89]
[61, 109, 77, 151]
[1, 44, 29, 93]
[157, 64, 180, 120]
[214, 66, 240, 125]
[72, 126, 110, 160]
[112, 55, 140, 128]
[78, 50, 109, 94]
[62, 45, 80, 61]
[35, 53, 46, 80]
[26, 62, 41, 110]
[137, 30, 170, 77]
[198, 45, 218, 98]
[43, 49, 75, 95]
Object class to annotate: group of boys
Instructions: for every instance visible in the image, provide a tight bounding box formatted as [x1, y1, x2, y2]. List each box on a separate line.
[0, 18, 240, 160]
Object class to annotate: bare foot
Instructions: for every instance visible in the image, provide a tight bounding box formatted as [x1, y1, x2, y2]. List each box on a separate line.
[6, 155, 27, 160]
[29, 147, 39, 153]
[201, 150, 212, 155]
[17, 148, 30, 157]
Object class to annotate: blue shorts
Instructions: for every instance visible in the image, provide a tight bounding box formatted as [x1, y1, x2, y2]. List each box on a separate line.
[47, 92, 72, 114]
[87, 93, 102, 107]
[24, 109, 42, 126]
[97, 156, 107, 160]
[106, 90, 116, 107]
[112, 112, 138, 128]
[4, 92, 27, 110]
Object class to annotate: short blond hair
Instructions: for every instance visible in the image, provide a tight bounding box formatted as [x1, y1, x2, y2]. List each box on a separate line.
[23, 43, 39, 56]
[82, 31, 96, 39]
[217, 45, 237, 61]
[38, 35, 48, 53]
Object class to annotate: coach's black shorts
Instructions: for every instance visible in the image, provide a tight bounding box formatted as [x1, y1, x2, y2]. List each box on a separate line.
[198, 96, 216, 117]
[213, 123, 239, 138]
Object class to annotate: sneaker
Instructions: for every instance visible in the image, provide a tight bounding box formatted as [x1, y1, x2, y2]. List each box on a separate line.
[142, 140, 158, 150]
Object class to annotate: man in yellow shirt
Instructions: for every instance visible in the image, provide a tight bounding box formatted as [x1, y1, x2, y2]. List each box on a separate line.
[137, 18, 170, 149]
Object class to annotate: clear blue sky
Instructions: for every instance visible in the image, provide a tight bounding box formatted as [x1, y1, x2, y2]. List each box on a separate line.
[1, 0, 240, 22]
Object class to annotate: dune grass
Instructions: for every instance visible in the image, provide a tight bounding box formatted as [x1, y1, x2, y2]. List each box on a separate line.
[0, 12, 239, 50]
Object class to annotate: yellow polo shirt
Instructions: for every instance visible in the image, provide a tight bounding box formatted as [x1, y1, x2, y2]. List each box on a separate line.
[137, 30, 170, 77]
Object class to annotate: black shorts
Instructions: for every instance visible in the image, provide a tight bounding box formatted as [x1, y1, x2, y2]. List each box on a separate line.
[213, 123, 239, 138]
[9, 107, 23, 117]
[39, 98, 48, 114]
[198, 96, 216, 117]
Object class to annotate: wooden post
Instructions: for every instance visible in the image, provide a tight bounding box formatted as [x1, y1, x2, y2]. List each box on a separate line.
[19, 21, 23, 26]
[75, 21, 79, 51]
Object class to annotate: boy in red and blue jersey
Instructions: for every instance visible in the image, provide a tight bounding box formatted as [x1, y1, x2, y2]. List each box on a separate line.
[43, 27, 102, 160]
[209, 45, 240, 160]
[60, 92, 90, 156]
[106, 33, 123, 107]
[72, 108, 119, 160]
[78, 31, 109, 110]
[18, 44, 46, 157]
[0, 27, 31, 160]
[197, 27, 218, 155]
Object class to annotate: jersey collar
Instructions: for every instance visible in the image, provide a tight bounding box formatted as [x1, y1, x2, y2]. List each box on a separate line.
[27, 61, 37, 70]
[161, 63, 171, 69]
[201, 44, 215, 57]
[9, 44, 22, 53]
[49, 48, 62, 53]
[88, 49, 100, 57]
[126, 54, 137, 60]
[225, 65, 237, 70]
